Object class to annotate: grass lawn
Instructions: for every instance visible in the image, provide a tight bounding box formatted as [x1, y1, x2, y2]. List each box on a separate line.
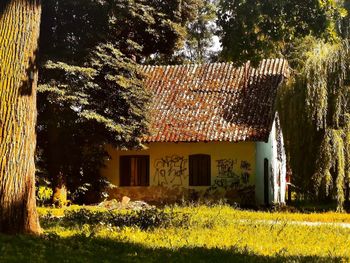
[1, 205, 350, 262]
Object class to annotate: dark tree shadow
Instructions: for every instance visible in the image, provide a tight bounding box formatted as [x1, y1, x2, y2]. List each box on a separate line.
[0, 234, 346, 263]
[20, 48, 40, 96]
[0, 1, 10, 16]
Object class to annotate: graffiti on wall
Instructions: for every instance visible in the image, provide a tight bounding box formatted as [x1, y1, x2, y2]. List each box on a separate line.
[154, 155, 188, 187]
[217, 159, 237, 178]
[240, 161, 251, 184]
[212, 159, 252, 190]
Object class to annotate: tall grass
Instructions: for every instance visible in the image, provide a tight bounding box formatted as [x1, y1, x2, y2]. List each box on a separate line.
[15, 204, 347, 262]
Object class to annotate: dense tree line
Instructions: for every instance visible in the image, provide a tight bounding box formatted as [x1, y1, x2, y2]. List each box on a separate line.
[217, 0, 350, 210]
[36, 0, 206, 205]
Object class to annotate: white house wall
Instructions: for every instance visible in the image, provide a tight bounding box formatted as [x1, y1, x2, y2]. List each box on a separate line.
[256, 114, 286, 205]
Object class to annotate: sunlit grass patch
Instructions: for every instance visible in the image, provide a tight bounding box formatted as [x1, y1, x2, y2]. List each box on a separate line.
[4, 204, 348, 262]
[36, 205, 350, 260]
[168, 204, 350, 224]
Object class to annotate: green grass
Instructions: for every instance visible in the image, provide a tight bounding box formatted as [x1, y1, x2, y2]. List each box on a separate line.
[1, 205, 350, 262]
[38, 204, 350, 223]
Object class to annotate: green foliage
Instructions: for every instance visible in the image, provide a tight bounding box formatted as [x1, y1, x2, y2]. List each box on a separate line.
[279, 37, 350, 210]
[36, 186, 53, 207]
[144, 0, 218, 64]
[40, 0, 196, 61]
[37, 0, 198, 204]
[218, 0, 350, 210]
[37, 203, 350, 223]
[40, 208, 188, 231]
[40, 43, 150, 145]
[217, 0, 345, 65]
[181, 0, 218, 63]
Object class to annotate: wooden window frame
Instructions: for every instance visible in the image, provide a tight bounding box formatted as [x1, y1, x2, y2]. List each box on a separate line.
[119, 155, 150, 187]
[189, 154, 211, 186]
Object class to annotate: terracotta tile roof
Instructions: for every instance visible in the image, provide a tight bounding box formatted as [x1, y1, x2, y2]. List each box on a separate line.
[142, 59, 289, 143]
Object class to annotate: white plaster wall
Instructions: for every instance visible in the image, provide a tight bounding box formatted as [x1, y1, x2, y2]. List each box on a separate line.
[255, 137, 271, 205]
[255, 113, 286, 205]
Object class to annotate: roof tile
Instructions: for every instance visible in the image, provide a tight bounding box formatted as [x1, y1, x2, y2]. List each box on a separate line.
[142, 59, 289, 143]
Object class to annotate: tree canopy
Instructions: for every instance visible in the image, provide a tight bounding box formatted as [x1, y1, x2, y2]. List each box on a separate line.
[37, 0, 200, 204]
[179, 0, 217, 63]
[217, 0, 344, 65]
[218, 0, 350, 210]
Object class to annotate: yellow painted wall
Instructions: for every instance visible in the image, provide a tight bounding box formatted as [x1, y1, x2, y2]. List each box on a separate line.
[101, 142, 256, 204]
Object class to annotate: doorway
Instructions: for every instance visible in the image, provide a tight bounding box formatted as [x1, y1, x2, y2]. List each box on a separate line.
[264, 158, 269, 205]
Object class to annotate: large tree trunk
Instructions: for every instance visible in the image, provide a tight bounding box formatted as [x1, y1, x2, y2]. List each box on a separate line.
[0, 0, 41, 234]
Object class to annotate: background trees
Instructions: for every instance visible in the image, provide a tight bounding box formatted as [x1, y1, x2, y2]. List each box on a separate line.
[0, 0, 41, 234]
[179, 0, 217, 63]
[217, 0, 341, 65]
[217, 0, 350, 210]
[145, 0, 218, 64]
[37, 0, 199, 205]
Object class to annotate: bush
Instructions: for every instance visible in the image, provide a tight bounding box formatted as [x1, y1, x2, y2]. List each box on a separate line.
[37, 186, 53, 206]
[41, 208, 188, 230]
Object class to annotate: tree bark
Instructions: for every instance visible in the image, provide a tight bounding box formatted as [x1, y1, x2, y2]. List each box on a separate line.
[0, 0, 41, 234]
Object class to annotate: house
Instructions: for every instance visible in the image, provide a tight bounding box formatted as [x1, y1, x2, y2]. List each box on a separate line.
[101, 59, 289, 206]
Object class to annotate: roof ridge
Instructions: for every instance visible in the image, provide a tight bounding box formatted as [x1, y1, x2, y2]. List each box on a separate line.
[140, 59, 289, 78]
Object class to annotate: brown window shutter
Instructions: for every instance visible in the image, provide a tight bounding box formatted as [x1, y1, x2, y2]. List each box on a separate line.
[137, 156, 150, 186]
[145, 156, 150, 186]
[189, 155, 194, 186]
[120, 156, 150, 187]
[189, 154, 211, 186]
[120, 156, 131, 186]
[203, 155, 211, 185]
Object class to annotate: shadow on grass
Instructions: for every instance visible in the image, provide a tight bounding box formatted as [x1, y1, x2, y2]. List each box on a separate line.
[0, 234, 345, 263]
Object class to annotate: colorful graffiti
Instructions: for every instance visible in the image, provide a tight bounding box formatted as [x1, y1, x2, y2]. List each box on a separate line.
[154, 155, 188, 187]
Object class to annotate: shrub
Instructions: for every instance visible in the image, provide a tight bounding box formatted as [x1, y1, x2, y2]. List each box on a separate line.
[41, 208, 189, 230]
[37, 186, 53, 206]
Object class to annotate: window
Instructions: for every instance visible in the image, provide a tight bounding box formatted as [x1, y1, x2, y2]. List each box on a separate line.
[120, 156, 150, 186]
[189, 154, 211, 186]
